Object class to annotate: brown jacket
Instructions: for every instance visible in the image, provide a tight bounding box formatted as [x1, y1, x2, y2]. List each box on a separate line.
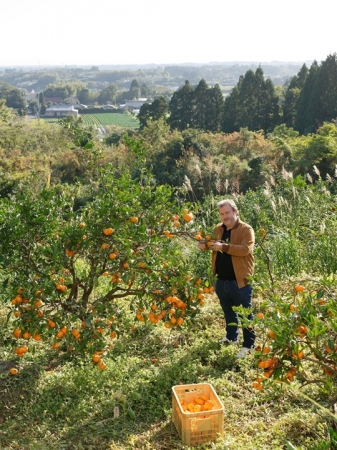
[211, 219, 255, 288]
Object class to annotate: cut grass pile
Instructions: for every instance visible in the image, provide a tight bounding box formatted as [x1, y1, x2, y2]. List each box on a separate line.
[0, 296, 333, 450]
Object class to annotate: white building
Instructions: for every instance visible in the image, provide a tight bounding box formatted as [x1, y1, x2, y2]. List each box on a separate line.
[123, 99, 147, 110]
[45, 105, 79, 117]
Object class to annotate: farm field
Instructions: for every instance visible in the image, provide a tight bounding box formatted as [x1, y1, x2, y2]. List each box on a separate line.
[80, 113, 139, 129]
[39, 113, 140, 129]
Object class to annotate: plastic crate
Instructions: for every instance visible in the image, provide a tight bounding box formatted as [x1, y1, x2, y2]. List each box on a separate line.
[172, 383, 224, 447]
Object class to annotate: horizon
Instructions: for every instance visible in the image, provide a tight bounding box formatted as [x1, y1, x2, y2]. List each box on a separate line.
[0, 59, 315, 70]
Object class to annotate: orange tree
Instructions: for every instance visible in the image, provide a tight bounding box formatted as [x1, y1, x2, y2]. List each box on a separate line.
[215, 176, 337, 431]
[0, 165, 215, 366]
[251, 281, 337, 390]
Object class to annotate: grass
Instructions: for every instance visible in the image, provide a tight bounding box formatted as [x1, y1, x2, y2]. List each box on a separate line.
[0, 295, 333, 449]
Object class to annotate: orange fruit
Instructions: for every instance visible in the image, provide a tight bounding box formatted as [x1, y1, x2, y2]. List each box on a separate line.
[98, 361, 107, 370]
[101, 243, 110, 250]
[194, 396, 205, 405]
[262, 346, 271, 354]
[103, 228, 114, 236]
[72, 329, 80, 338]
[183, 213, 193, 222]
[203, 400, 214, 411]
[52, 342, 60, 349]
[263, 369, 274, 378]
[56, 331, 64, 339]
[92, 354, 101, 363]
[109, 252, 117, 259]
[295, 285, 305, 292]
[15, 346, 28, 356]
[298, 325, 307, 335]
[22, 331, 31, 340]
[252, 381, 263, 390]
[48, 319, 56, 328]
[130, 217, 138, 223]
[9, 368, 19, 375]
[13, 329, 22, 338]
[187, 403, 195, 412]
[256, 312, 264, 319]
[289, 304, 299, 312]
[79, 222, 86, 228]
[32, 334, 42, 341]
[267, 330, 276, 339]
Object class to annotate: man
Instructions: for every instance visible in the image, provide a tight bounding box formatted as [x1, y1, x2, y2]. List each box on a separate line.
[198, 199, 255, 358]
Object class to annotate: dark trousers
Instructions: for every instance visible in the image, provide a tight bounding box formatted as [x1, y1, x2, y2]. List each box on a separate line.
[215, 279, 255, 348]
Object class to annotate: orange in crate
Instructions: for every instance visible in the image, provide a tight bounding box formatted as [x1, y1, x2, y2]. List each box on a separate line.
[172, 383, 224, 446]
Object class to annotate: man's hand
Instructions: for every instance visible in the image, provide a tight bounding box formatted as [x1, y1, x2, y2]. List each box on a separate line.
[208, 241, 223, 251]
[198, 241, 207, 250]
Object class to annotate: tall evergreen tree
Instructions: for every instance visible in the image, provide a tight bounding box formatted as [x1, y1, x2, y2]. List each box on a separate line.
[193, 79, 211, 130]
[312, 54, 337, 126]
[222, 68, 280, 133]
[138, 103, 152, 129]
[222, 81, 241, 133]
[38, 92, 45, 106]
[238, 69, 257, 130]
[259, 78, 280, 131]
[295, 61, 320, 134]
[168, 81, 194, 131]
[283, 64, 308, 128]
[138, 96, 168, 129]
[207, 83, 224, 132]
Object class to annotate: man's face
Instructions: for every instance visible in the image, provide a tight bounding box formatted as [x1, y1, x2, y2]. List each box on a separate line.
[218, 204, 238, 229]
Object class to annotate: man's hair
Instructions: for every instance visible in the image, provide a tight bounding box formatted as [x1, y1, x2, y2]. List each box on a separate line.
[217, 199, 238, 212]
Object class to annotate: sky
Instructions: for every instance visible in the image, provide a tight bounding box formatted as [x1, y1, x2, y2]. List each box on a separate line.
[1, 0, 336, 67]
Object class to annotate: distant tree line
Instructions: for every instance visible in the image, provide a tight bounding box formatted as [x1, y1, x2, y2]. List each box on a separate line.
[1, 96, 337, 202]
[0, 63, 300, 92]
[40, 79, 152, 105]
[0, 81, 26, 111]
[139, 54, 337, 136]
